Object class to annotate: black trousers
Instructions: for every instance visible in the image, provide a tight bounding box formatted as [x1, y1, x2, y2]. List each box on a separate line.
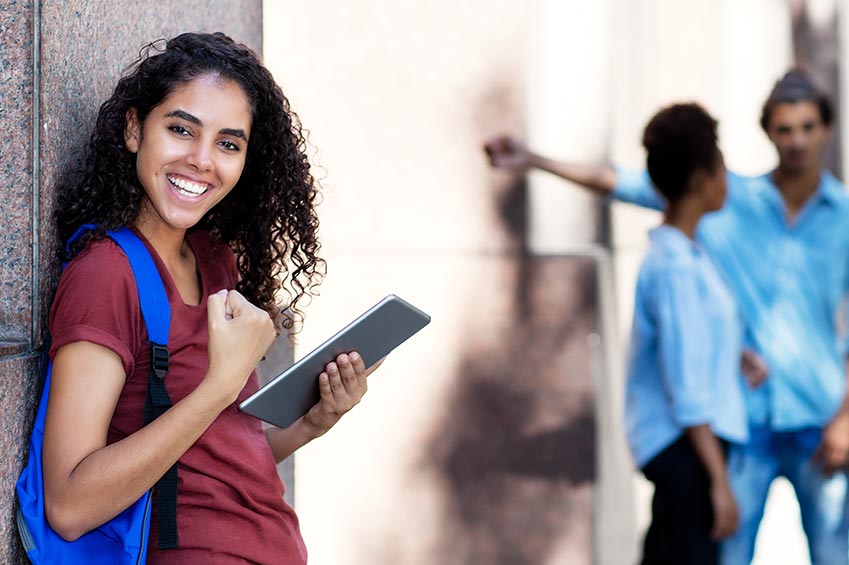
[640, 436, 728, 565]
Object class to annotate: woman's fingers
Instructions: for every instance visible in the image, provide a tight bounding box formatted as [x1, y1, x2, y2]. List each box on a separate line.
[327, 361, 344, 394]
[318, 372, 332, 397]
[319, 353, 368, 402]
[349, 352, 369, 389]
[224, 289, 251, 317]
[337, 354, 361, 391]
[205, 289, 275, 399]
[207, 290, 227, 322]
[306, 352, 373, 436]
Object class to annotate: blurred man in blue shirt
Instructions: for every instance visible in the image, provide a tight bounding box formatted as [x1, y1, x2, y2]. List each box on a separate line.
[485, 70, 849, 564]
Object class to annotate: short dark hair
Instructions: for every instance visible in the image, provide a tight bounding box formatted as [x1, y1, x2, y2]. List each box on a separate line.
[642, 103, 720, 204]
[760, 69, 833, 131]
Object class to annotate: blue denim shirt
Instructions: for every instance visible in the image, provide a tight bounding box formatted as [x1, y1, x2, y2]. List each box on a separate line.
[625, 226, 748, 467]
[615, 168, 849, 430]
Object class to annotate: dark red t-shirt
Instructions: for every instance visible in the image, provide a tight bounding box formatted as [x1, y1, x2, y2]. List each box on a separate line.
[49, 228, 307, 565]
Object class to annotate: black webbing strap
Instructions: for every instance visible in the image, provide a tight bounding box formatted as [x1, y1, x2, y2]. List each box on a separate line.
[144, 343, 178, 549]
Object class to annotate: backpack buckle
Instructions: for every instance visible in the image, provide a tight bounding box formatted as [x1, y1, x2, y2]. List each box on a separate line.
[151, 344, 170, 379]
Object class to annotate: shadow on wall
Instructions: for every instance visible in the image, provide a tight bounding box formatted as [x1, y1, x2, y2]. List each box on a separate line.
[424, 172, 600, 564]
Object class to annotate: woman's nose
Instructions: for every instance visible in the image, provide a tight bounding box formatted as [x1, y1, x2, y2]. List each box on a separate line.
[187, 142, 213, 171]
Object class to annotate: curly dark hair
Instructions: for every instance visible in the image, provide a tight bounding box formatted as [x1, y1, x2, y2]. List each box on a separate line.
[55, 32, 325, 330]
[760, 68, 833, 131]
[642, 102, 720, 204]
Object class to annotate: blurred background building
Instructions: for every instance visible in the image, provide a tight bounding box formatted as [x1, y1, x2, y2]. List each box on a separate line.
[0, 0, 845, 563]
[264, 1, 842, 564]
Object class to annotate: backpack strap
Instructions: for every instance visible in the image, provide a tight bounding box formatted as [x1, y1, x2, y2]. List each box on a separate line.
[68, 225, 179, 550]
[102, 228, 171, 345]
[105, 228, 178, 549]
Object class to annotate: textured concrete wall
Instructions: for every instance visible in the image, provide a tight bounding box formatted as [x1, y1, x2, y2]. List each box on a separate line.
[0, 3, 43, 560]
[0, 2, 261, 562]
[0, 1, 35, 351]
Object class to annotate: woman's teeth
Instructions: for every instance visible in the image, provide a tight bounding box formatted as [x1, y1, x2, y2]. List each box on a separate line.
[167, 175, 208, 197]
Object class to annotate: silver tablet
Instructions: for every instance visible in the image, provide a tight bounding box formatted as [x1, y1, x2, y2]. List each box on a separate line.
[238, 294, 431, 428]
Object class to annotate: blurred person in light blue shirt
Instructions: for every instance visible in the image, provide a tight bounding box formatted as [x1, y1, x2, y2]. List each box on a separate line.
[497, 102, 747, 564]
[624, 103, 748, 565]
[484, 69, 849, 565]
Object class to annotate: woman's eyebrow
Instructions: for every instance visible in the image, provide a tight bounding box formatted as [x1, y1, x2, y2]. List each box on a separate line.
[220, 128, 248, 141]
[163, 109, 247, 140]
[164, 109, 200, 124]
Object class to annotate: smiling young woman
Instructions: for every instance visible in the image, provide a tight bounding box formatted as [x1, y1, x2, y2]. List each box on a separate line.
[42, 32, 379, 564]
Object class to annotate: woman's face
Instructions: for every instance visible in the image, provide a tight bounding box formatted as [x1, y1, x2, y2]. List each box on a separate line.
[124, 74, 252, 235]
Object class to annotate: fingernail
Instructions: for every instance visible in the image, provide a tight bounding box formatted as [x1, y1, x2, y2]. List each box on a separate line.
[350, 352, 359, 362]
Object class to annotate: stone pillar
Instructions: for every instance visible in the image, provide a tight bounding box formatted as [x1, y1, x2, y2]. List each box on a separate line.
[0, 3, 261, 562]
[838, 0, 849, 179]
[792, 0, 841, 176]
[525, 2, 637, 564]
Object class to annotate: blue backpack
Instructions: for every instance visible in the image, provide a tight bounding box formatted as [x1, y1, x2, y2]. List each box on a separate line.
[16, 226, 178, 564]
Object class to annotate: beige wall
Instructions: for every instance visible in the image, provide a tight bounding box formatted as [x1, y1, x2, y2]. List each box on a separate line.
[264, 2, 602, 564]
[265, 1, 838, 564]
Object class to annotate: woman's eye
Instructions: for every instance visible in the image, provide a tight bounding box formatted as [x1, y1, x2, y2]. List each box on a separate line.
[169, 125, 191, 136]
[220, 140, 240, 151]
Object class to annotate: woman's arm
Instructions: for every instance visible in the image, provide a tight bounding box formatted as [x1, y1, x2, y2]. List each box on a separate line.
[42, 290, 275, 541]
[685, 424, 738, 539]
[264, 352, 380, 463]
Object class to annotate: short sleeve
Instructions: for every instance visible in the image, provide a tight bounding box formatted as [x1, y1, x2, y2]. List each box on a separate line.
[654, 265, 714, 426]
[48, 239, 143, 376]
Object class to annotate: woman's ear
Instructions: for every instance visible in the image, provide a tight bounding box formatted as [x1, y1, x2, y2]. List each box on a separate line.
[124, 108, 141, 153]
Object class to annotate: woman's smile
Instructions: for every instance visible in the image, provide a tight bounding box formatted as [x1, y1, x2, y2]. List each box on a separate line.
[166, 173, 211, 198]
